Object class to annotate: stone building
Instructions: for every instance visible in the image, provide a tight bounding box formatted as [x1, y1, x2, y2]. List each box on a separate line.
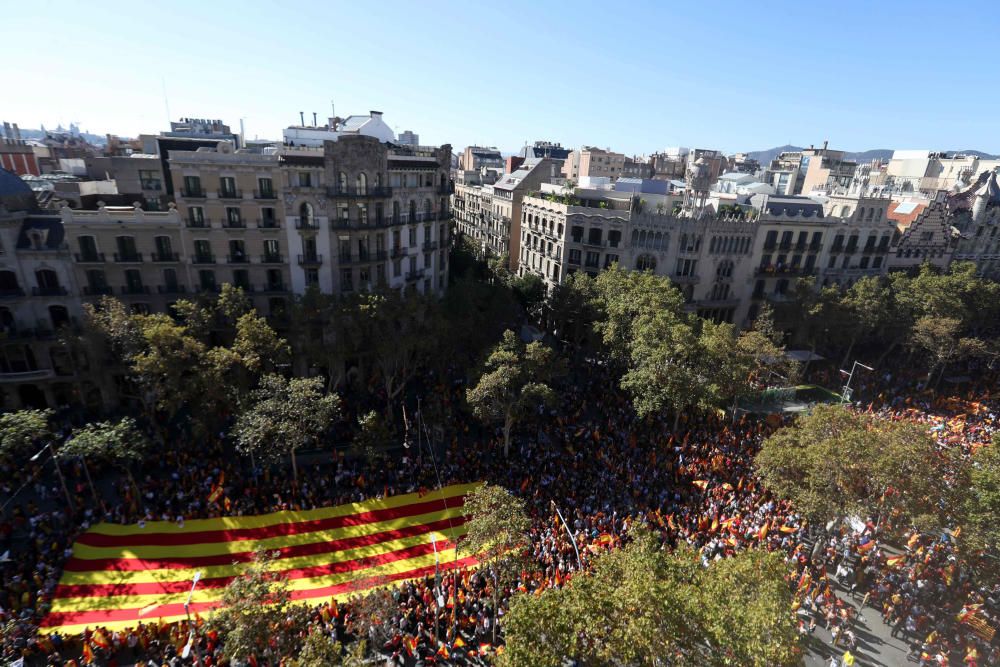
[518, 187, 896, 327]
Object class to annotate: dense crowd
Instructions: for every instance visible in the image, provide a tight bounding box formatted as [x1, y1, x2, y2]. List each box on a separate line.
[2, 362, 999, 666]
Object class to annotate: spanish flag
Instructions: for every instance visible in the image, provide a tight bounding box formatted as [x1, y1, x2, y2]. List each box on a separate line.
[692, 480, 709, 490]
[81, 642, 95, 664]
[886, 554, 907, 568]
[40, 483, 479, 636]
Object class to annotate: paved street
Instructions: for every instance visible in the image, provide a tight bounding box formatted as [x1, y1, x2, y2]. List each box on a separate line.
[803, 584, 914, 667]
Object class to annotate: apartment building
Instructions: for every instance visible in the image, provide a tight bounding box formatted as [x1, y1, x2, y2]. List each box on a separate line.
[518, 187, 896, 327]
[282, 135, 453, 296]
[453, 170, 501, 257]
[459, 146, 503, 171]
[563, 147, 626, 181]
[168, 142, 290, 312]
[799, 144, 858, 194]
[485, 159, 562, 270]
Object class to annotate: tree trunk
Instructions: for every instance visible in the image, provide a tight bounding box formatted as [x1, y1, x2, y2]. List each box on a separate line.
[290, 446, 299, 483]
[81, 458, 103, 512]
[875, 339, 898, 368]
[503, 413, 513, 458]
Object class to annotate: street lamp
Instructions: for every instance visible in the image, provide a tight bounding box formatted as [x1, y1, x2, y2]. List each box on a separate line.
[840, 361, 874, 402]
[550, 501, 582, 571]
[30, 441, 74, 512]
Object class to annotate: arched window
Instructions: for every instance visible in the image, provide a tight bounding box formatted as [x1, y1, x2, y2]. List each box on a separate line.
[841, 205, 851, 217]
[638, 230, 647, 247]
[654, 232, 663, 250]
[36, 269, 60, 292]
[631, 229, 639, 245]
[374, 173, 382, 188]
[338, 172, 348, 192]
[636, 254, 656, 271]
[392, 201, 401, 222]
[356, 173, 367, 195]
[876, 208, 883, 221]
[867, 208, 875, 221]
[409, 200, 417, 221]
[857, 207, 865, 220]
[299, 202, 313, 224]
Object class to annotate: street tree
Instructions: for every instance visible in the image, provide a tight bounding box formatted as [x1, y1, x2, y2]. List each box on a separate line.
[593, 266, 685, 365]
[352, 410, 394, 463]
[701, 321, 793, 414]
[909, 316, 985, 388]
[211, 549, 304, 663]
[756, 404, 952, 530]
[288, 631, 366, 667]
[545, 271, 600, 354]
[59, 417, 149, 506]
[499, 528, 798, 667]
[621, 307, 710, 428]
[0, 408, 53, 458]
[233, 374, 340, 482]
[466, 330, 560, 456]
[960, 435, 1000, 567]
[459, 483, 531, 644]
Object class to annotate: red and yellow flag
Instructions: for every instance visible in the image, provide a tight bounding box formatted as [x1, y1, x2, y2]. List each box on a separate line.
[40, 483, 479, 636]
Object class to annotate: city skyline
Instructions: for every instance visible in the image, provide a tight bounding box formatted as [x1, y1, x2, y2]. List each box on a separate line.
[6, 0, 1000, 155]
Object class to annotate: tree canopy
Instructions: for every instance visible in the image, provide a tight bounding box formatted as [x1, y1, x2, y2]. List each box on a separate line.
[756, 404, 953, 530]
[499, 528, 799, 667]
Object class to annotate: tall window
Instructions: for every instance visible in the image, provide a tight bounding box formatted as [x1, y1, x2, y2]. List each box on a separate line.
[199, 270, 217, 291]
[155, 236, 173, 260]
[299, 202, 313, 226]
[226, 207, 242, 226]
[194, 240, 212, 262]
[116, 236, 139, 261]
[78, 236, 99, 261]
[356, 173, 367, 195]
[263, 239, 280, 261]
[183, 175, 202, 196]
[219, 176, 237, 198]
[257, 177, 274, 198]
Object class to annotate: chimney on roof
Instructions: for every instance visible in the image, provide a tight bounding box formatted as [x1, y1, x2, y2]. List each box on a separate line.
[1, 122, 8, 140]
[823, 140, 828, 151]
[313, 112, 317, 127]
[299, 111, 304, 126]
[370, 110, 382, 118]
[12, 124, 20, 141]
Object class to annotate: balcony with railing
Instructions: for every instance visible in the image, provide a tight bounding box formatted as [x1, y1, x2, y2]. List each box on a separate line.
[151, 252, 180, 263]
[180, 188, 206, 198]
[186, 218, 209, 229]
[82, 286, 113, 296]
[254, 189, 277, 200]
[260, 254, 284, 264]
[120, 285, 151, 295]
[32, 286, 68, 296]
[227, 254, 250, 264]
[74, 252, 105, 263]
[754, 265, 817, 277]
[295, 219, 319, 230]
[113, 252, 143, 263]
[217, 188, 243, 200]
[390, 247, 407, 259]
[157, 285, 187, 295]
[191, 254, 216, 264]
[257, 218, 281, 230]
[222, 218, 246, 229]
[422, 241, 438, 251]
[260, 282, 287, 293]
[298, 254, 323, 266]
[326, 186, 393, 198]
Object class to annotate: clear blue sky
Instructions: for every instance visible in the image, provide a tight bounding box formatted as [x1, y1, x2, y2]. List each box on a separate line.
[5, 0, 999, 155]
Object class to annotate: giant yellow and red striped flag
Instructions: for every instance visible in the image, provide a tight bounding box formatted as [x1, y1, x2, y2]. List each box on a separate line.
[41, 482, 479, 636]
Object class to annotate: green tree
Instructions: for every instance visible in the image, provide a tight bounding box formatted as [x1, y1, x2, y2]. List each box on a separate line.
[466, 330, 560, 456]
[210, 549, 305, 663]
[756, 404, 952, 530]
[909, 316, 985, 388]
[0, 408, 53, 458]
[546, 271, 600, 353]
[838, 276, 895, 366]
[288, 631, 366, 667]
[510, 272, 546, 317]
[233, 374, 341, 481]
[621, 305, 710, 428]
[499, 528, 799, 667]
[701, 322, 793, 415]
[59, 417, 149, 506]
[960, 435, 1000, 565]
[459, 483, 531, 644]
[593, 266, 685, 365]
[352, 410, 393, 463]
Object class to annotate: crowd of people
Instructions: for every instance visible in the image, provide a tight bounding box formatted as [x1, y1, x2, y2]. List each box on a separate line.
[1, 360, 999, 666]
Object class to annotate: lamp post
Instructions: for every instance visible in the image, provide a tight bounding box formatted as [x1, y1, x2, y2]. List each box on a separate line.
[550, 501, 582, 571]
[30, 442, 74, 513]
[840, 360, 874, 402]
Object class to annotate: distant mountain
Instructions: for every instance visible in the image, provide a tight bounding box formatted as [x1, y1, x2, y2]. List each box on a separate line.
[744, 146, 999, 167]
